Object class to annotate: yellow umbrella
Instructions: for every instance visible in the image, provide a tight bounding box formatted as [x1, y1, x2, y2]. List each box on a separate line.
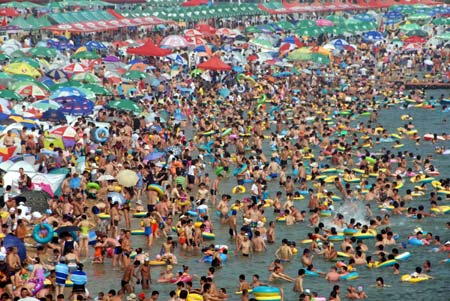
[75, 46, 88, 54]
[44, 135, 65, 150]
[3, 62, 41, 78]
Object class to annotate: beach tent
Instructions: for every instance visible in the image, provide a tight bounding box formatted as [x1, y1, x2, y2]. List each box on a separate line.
[197, 56, 231, 71]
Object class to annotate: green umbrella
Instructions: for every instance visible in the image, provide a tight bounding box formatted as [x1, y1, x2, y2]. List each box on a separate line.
[107, 99, 142, 113]
[0, 53, 10, 61]
[30, 100, 61, 110]
[296, 19, 315, 28]
[405, 29, 429, 37]
[249, 38, 273, 49]
[0, 72, 11, 79]
[10, 57, 40, 69]
[9, 50, 26, 58]
[76, 87, 96, 100]
[295, 27, 322, 38]
[122, 70, 147, 81]
[326, 15, 346, 24]
[324, 26, 348, 35]
[72, 51, 101, 60]
[48, 80, 84, 92]
[276, 21, 295, 31]
[29, 47, 57, 58]
[287, 47, 312, 61]
[84, 84, 112, 96]
[311, 53, 330, 64]
[9, 81, 49, 93]
[11, 74, 39, 82]
[72, 72, 101, 84]
[190, 68, 202, 77]
[436, 32, 450, 40]
[432, 18, 450, 25]
[399, 23, 421, 32]
[0, 89, 23, 101]
[407, 13, 432, 22]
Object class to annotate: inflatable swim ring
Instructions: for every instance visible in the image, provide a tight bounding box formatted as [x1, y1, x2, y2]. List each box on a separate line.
[93, 127, 109, 143]
[147, 184, 165, 196]
[340, 272, 359, 280]
[87, 182, 100, 190]
[132, 212, 148, 218]
[401, 274, 431, 283]
[202, 232, 215, 240]
[232, 185, 246, 194]
[97, 213, 111, 220]
[32, 223, 54, 244]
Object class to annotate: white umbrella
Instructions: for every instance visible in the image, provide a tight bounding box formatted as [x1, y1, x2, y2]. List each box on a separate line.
[424, 59, 433, 66]
[160, 35, 189, 49]
[97, 174, 116, 181]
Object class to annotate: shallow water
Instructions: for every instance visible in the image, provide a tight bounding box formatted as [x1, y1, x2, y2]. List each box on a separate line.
[82, 90, 450, 300]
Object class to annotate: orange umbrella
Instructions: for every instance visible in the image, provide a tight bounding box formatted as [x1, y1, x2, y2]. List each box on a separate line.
[129, 63, 149, 72]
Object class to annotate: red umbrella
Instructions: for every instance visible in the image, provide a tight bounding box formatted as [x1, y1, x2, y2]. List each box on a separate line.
[0, 8, 19, 17]
[182, 0, 208, 7]
[127, 40, 171, 57]
[196, 24, 216, 35]
[404, 36, 427, 44]
[197, 56, 231, 71]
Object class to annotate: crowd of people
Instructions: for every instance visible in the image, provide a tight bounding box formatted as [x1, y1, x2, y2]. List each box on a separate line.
[0, 2, 449, 301]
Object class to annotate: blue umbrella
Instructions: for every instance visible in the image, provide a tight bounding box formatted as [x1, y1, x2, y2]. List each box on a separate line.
[354, 14, 376, 22]
[363, 31, 384, 42]
[384, 11, 404, 19]
[53, 95, 91, 104]
[84, 40, 107, 51]
[193, 45, 208, 52]
[59, 100, 94, 116]
[50, 87, 86, 99]
[149, 78, 160, 87]
[218, 88, 230, 98]
[107, 192, 126, 205]
[273, 71, 292, 77]
[144, 152, 165, 161]
[232, 66, 244, 73]
[0, 113, 9, 120]
[40, 76, 55, 87]
[149, 124, 162, 133]
[331, 39, 349, 47]
[46, 69, 68, 81]
[174, 109, 187, 121]
[41, 109, 67, 122]
[4, 234, 26, 262]
[69, 177, 81, 189]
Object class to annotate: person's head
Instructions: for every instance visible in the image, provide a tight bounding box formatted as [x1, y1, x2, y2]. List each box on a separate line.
[150, 291, 159, 300]
[376, 277, 384, 286]
[20, 288, 29, 298]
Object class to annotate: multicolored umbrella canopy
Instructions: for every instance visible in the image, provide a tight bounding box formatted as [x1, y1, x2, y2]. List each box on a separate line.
[287, 47, 312, 61]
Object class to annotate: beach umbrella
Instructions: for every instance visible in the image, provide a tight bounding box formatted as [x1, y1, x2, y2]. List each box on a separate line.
[436, 32, 450, 40]
[122, 70, 147, 81]
[46, 69, 68, 81]
[103, 55, 120, 63]
[160, 35, 189, 49]
[59, 100, 94, 116]
[84, 84, 112, 96]
[72, 72, 101, 84]
[0, 90, 22, 101]
[72, 51, 100, 60]
[432, 18, 450, 25]
[4, 234, 26, 262]
[248, 38, 274, 50]
[407, 13, 431, 22]
[404, 36, 427, 44]
[10, 57, 40, 70]
[107, 99, 142, 113]
[144, 152, 165, 161]
[216, 28, 236, 37]
[116, 169, 139, 187]
[287, 47, 311, 61]
[28, 47, 56, 58]
[107, 191, 126, 205]
[84, 40, 107, 51]
[363, 31, 384, 42]
[354, 13, 375, 22]
[184, 29, 202, 37]
[50, 87, 86, 99]
[41, 109, 66, 122]
[197, 56, 231, 71]
[331, 39, 349, 47]
[30, 99, 61, 111]
[399, 23, 421, 32]
[3, 62, 41, 78]
[295, 27, 322, 38]
[316, 19, 334, 27]
[296, 19, 315, 28]
[405, 29, 429, 38]
[311, 53, 330, 64]
[14, 83, 48, 98]
[97, 175, 115, 181]
[63, 63, 89, 73]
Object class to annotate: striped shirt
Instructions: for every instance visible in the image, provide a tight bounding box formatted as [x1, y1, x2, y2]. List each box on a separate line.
[55, 263, 69, 285]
